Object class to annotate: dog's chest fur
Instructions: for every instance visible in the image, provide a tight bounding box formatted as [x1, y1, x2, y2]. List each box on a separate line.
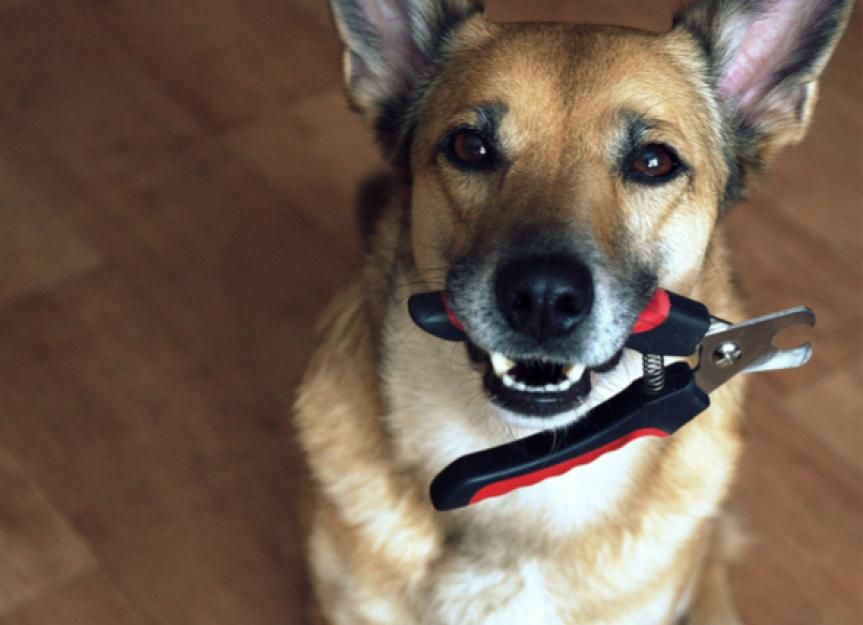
[405, 469, 709, 625]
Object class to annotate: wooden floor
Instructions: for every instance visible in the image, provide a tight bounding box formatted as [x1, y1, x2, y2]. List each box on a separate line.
[0, 1, 859, 623]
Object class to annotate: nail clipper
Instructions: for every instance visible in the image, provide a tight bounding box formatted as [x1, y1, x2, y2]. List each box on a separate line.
[408, 289, 815, 511]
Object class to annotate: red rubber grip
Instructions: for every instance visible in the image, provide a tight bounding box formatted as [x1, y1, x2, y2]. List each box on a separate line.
[632, 288, 671, 334]
[467, 427, 668, 505]
[441, 292, 465, 331]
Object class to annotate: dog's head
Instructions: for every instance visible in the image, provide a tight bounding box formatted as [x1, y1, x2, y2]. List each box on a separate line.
[330, 0, 850, 426]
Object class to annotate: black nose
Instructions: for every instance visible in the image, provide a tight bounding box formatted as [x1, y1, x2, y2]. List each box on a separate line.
[495, 255, 594, 342]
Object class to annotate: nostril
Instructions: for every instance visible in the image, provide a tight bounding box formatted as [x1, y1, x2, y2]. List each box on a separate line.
[505, 290, 535, 330]
[555, 293, 583, 317]
[512, 292, 532, 313]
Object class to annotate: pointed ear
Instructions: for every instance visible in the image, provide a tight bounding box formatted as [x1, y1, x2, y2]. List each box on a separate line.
[674, 0, 852, 175]
[329, 0, 484, 160]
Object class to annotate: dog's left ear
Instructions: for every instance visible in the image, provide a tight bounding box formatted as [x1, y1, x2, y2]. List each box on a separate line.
[674, 0, 852, 189]
[329, 0, 485, 163]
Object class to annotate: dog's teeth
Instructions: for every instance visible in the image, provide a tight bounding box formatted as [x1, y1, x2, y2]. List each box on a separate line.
[491, 352, 516, 377]
[500, 362, 582, 394]
[564, 363, 586, 382]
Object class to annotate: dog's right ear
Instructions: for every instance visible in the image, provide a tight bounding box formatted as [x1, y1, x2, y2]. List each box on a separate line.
[329, 0, 484, 163]
[674, 0, 852, 200]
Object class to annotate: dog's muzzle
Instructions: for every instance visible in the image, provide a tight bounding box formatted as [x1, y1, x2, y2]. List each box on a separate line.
[410, 255, 618, 418]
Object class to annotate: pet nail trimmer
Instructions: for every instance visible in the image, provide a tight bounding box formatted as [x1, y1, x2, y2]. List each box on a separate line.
[409, 289, 815, 511]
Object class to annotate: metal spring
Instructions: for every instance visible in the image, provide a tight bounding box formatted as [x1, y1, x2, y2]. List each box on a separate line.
[642, 354, 666, 393]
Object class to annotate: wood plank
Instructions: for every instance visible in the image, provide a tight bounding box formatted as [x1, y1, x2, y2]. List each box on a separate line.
[782, 357, 863, 477]
[0, 446, 95, 616]
[725, 201, 862, 394]
[0, 273, 314, 625]
[0, 1, 206, 190]
[80, 0, 341, 129]
[0, 104, 353, 417]
[1, 572, 149, 625]
[0, 150, 101, 305]
[75, 141, 353, 417]
[732, 388, 863, 625]
[224, 88, 382, 258]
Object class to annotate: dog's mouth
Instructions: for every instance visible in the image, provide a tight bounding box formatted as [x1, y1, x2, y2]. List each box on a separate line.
[466, 343, 623, 418]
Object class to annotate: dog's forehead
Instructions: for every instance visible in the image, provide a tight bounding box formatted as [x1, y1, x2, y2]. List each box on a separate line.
[426, 22, 711, 139]
[411, 21, 723, 186]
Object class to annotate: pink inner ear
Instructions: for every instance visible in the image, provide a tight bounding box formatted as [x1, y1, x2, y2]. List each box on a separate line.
[358, 0, 426, 81]
[719, 0, 816, 113]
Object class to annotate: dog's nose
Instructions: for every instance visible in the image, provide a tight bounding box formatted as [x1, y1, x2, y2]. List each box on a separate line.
[495, 255, 594, 342]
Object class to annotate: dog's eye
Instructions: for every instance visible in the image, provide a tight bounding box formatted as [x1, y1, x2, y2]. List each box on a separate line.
[446, 129, 494, 169]
[627, 144, 683, 184]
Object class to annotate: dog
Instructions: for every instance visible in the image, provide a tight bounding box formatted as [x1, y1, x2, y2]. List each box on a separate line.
[295, 1, 851, 623]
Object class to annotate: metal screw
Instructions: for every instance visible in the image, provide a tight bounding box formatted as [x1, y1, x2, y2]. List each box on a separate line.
[712, 342, 743, 368]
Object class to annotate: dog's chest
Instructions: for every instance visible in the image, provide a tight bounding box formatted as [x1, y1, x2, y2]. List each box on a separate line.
[425, 557, 568, 625]
[416, 466, 700, 625]
[422, 541, 687, 625]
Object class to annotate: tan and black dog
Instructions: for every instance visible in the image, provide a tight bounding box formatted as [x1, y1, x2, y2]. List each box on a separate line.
[295, 1, 851, 623]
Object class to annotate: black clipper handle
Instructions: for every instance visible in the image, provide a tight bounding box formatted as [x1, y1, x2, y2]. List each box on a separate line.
[429, 362, 710, 511]
[408, 292, 467, 342]
[624, 289, 711, 356]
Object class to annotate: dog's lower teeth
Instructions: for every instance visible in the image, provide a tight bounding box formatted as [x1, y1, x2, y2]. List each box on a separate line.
[500, 373, 575, 393]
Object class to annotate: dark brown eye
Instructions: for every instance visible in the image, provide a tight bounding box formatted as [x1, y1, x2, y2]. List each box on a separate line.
[447, 129, 493, 169]
[628, 144, 682, 183]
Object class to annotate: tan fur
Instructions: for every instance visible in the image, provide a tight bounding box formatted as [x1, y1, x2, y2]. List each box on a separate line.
[296, 4, 848, 624]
